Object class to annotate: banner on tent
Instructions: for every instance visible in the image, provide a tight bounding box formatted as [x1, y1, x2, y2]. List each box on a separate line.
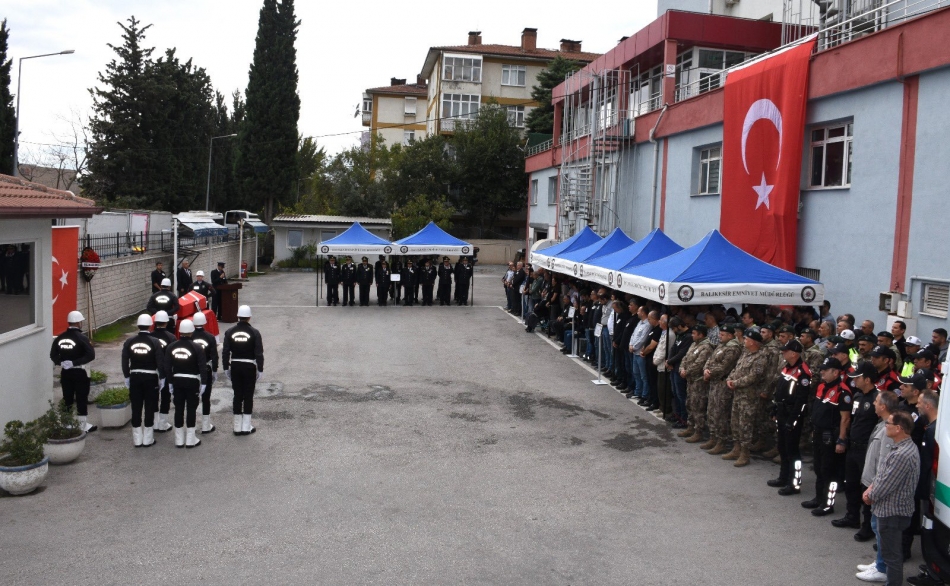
[618, 274, 823, 305]
[396, 245, 471, 255]
[320, 244, 393, 255]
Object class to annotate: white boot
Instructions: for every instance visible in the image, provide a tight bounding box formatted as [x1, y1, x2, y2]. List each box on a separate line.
[78, 415, 98, 433]
[132, 426, 143, 447]
[142, 426, 155, 447]
[174, 427, 185, 448]
[201, 414, 215, 434]
[155, 413, 172, 432]
[186, 427, 201, 448]
[233, 414, 243, 435]
[241, 414, 255, 435]
[152, 412, 161, 431]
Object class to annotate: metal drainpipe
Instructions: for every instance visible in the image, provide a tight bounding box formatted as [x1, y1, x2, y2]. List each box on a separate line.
[649, 104, 669, 231]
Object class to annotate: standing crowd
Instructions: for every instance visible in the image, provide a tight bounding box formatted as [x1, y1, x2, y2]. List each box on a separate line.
[322, 254, 473, 307]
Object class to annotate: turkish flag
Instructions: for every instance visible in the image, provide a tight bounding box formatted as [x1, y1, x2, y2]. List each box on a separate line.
[720, 39, 815, 272]
[51, 226, 80, 335]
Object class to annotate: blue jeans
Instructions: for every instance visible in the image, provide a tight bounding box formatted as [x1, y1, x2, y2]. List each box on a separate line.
[600, 336, 613, 370]
[625, 350, 635, 389]
[585, 330, 597, 360]
[671, 369, 688, 420]
[631, 354, 648, 397]
[872, 515, 884, 573]
[563, 329, 573, 350]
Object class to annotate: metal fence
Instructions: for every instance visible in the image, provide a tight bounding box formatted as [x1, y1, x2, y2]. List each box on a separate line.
[82, 228, 247, 260]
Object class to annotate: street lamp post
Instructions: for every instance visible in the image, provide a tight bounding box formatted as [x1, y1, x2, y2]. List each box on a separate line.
[204, 133, 238, 211]
[13, 50, 75, 177]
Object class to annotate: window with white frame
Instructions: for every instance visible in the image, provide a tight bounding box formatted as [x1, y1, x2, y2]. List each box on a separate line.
[634, 65, 662, 115]
[507, 105, 525, 128]
[502, 64, 526, 86]
[922, 282, 950, 318]
[443, 56, 482, 82]
[404, 97, 416, 115]
[362, 98, 372, 113]
[403, 130, 415, 145]
[698, 146, 722, 195]
[442, 94, 480, 122]
[548, 176, 557, 205]
[531, 179, 538, 205]
[287, 230, 303, 249]
[809, 122, 853, 188]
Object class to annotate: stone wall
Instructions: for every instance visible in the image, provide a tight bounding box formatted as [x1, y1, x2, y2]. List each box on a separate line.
[467, 239, 522, 265]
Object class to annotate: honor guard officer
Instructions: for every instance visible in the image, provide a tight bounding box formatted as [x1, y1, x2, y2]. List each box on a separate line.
[807, 358, 852, 517]
[376, 261, 391, 306]
[324, 255, 341, 306]
[341, 256, 357, 306]
[223, 305, 264, 436]
[121, 315, 166, 447]
[164, 320, 207, 448]
[151, 261, 166, 293]
[420, 259, 436, 306]
[191, 312, 219, 434]
[390, 258, 403, 304]
[840, 362, 882, 541]
[150, 311, 177, 433]
[437, 257, 453, 306]
[210, 262, 228, 319]
[402, 260, 417, 306]
[768, 340, 812, 495]
[147, 278, 179, 332]
[455, 256, 473, 306]
[355, 257, 374, 306]
[49, 311, 97, 433]
[191, 270, 215, 303]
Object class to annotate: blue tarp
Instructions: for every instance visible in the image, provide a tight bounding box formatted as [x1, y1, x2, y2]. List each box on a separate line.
[319, 222, 394, 255]
[531, 226, 601, 269]
[394, 222, 473, 255]
[562, 229, 681, 287]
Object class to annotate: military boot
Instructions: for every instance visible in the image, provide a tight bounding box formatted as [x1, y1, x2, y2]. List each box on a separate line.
[762, 445, 780, 459]
[699, 436, 718, 450]
[708, 439, 728, 455]
[677, 424, 694, 438]
[748, 437, 769, 453]
[685, 429, 705, 443]
[733, 446, 751, 467]
[721, 444, 741, 460]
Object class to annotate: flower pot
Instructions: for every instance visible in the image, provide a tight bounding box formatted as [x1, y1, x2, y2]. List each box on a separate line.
[97, 402, 132, 428]
[0, 457, 50, 495]
[43, 431, 87, 465]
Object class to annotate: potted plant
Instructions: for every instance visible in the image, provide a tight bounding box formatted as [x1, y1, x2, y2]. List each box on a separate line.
[0, 420, 50, 495]
[95, 387, 131, 428]
[88, 369, 109, 402]
[38, 401, 87, 465]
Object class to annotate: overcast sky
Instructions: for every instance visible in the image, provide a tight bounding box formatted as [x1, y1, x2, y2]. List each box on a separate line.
[6, 0, 658, 164]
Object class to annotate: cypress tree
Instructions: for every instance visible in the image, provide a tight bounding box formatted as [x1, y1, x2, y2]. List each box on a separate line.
[0, 20, 18, 175]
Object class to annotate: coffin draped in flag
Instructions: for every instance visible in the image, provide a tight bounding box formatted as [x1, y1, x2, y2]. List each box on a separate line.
[530, 226, 601, 271]
[720, 38, 816, 272]
[549, 228, 635, 277]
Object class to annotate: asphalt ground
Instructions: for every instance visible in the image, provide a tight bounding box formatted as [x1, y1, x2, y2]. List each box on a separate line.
[1, 267, 900, 584]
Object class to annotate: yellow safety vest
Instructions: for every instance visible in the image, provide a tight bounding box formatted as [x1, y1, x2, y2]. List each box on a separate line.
[849, 348, 860, 367]
[901, 361, 915, 377]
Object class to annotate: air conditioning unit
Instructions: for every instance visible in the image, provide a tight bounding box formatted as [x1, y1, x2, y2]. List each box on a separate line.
[897, 301, 914, 319]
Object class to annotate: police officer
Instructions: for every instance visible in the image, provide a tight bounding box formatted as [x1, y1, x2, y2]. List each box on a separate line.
[376, 261, 391, 306]
[191, 270, 215, 303]
[223, 305, 264, 436]
[121, 315, 166, 447]
[191, 312, 219, 434]
[355, 256, 374, 306]
[391, 258, 403, 304]
[151, 261, 166, 293]
[455, 256, 473, 306]
[341, 256, 357, 306]
[164, 320, 207, 448]
[837, 362, 881, 541]
[420, 259, 436, 306]
[402, 260, 417, 306]
[806, 357, 851, 517]
[210, 262, 228, 319]
[150, 310, 177, 433]
[870, 345, 902, 392]
[437, 257, 453, 306]
[49, 310, 97, 433]
[147, 278, 179, 332]
[324, 255, 341, 306]
[768, 339, 812, 495]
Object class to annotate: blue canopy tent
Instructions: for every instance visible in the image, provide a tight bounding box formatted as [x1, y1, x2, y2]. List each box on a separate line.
[616, 230, 823, 305]
[316, 223, 394, 307]
[549, 227, 635, 276]
[530, 226, 601, 270]
[577, 229, 683, 288]
[394, 222, 473, 256]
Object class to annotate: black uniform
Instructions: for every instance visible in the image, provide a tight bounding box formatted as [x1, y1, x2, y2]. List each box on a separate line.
[437, 262, 453, 306]
[773, 360, 813, 488]
[176, 266, 193, 297]
[150, 268, 166, 293]
[390, 260, 403, 303]
[402, 264, 417, 306]
[164, 338, 207, 429]
[355, 263, 373, 306]
[49, 327, 96, 416]
[420, 265, 436, 306]
[192, 327, 219, 417]
[810, 379, 852, 507]
[121, 331, 166, 428]
[151, 328, 178, 418]
[376, 267, 391, 306]
[844, 386, 880, 532]
[191, 279, 215, 302]
[324, 260, 341, 306]
[455, 261, 473, 305]
[210, 268, 228, 318]
[341, 261, 357, 306]
[222, 321, 264, 416]
[146, 289, 179, 331]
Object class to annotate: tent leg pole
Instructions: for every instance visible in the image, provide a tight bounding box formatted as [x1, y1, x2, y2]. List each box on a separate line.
[592, 332, 608, 385]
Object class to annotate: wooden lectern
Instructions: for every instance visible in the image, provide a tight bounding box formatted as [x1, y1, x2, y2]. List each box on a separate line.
[216, 282, 243, 323]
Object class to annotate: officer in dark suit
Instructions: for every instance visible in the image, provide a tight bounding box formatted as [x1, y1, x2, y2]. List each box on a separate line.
[176, 259, 193, 297]
[437, 257, 453, 306]
[374, 255, 385, 283]
[355, 256, 374, 306]
[376, 261, 391, 306]
[455, 256, 473, 306]
[324, 255, 341, 306]
[210, 262, 228, 319]
[420, 259, 437, 306]
[151, 261, 166, 293]
[341, 256, 357, 306]
[401, 260, 417, 306]
[391, 258, 403, 304]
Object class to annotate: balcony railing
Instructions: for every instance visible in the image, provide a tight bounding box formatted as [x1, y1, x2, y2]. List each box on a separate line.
[817, 0, 944, 49]
[440, 117, 475, 132]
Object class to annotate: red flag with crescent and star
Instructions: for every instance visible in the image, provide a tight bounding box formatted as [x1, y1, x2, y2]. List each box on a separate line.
[51, 226, 79, 335]
[720, 39, 815, 273]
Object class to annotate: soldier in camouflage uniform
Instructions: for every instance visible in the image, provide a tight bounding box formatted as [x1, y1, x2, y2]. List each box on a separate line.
[681, 325, 715, 444]
[702, 324, 743, 455]
[724, 329, 773, 467]
[751, 323, 783, 453]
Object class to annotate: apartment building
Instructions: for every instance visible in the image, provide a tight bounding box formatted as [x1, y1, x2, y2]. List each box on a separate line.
[361, 76, 429, 148]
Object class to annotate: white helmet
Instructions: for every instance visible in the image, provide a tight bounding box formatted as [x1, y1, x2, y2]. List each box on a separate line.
[67, 310, 84, 323]
[161, 278, 172, 287]
[179, 320, 195, 334]
[154, 310, 169, 323]
[195, 270, 204, 277]
[136, 314, 153, 328]
[192, 312, 207, 326]
[237, 305, 252, 318]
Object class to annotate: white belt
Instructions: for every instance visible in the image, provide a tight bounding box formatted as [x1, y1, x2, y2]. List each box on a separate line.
[130, 369, 159, 375]
[231, 358, 257, 365]
[173, 373, 201, 380]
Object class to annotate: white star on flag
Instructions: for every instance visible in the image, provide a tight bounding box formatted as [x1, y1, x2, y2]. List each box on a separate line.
[752, 173, 774, 210]
[59, 269, 68, 288]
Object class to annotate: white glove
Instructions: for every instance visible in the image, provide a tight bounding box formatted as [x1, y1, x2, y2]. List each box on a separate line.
[159, 379, 166, 390]
[212, 372, 218, 383]
[225, 370, 231, 381]
[168, 384, 174, 395]
[200, 384, 206, 394]
[256, 370, 262, 381]
[124, 377, 130, 387]
[61, 360, 73, 370]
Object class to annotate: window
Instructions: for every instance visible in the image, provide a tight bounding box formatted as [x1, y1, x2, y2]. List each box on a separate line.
[442, 94, 480, 129]
[507, 105, 525, 128]
[698, 146, 722, 195]
[362, 98, 372, 113]
[548, 176, 558, 205]
[634, 65, 662, 114]
[698, 71, 721, 93]
[922, 283, 950, 318]
[287, 230, 302, 249]
[403, 130, 415, 145]
[531, 179, 539, 205]
[502, 64, 526, 86]
[404, 97, 416, 115]
[443, 56, 482, 82]
[0, 242, 35, 336]
[809, 122, 853, 188]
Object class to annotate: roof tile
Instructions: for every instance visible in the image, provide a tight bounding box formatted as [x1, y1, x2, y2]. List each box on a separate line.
[0, 173, 99, 217]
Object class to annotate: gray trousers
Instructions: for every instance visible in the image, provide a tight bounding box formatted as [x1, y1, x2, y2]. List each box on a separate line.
[877, 514, 911, 586]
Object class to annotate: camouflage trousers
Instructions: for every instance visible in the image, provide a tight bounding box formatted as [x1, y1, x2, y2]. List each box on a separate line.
[686, 379, 710, 431]
[730, 387, 758, 448]
[707, 380, 733, 440]
[754, 394, 775, 444]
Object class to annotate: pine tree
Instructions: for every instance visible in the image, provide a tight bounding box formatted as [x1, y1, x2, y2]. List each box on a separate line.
[525, 56, 582, 135]
[0, 20, 18, 175]
[234, 0, 300, 222]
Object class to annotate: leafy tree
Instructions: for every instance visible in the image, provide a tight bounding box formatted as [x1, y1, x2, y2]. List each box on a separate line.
[386, 134, 454, 208]
[234, 0, 300, 223]
[207, 91, 240, 211]
[326, 136, 392, 218]
[391, 194, 454, 239]
[0, 19, 14, 175]
[525, 55, 581, 135]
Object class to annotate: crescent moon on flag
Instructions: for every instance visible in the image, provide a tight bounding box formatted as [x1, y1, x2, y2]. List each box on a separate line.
[741, 98, 783, 175]
[52, 255, 60, 305]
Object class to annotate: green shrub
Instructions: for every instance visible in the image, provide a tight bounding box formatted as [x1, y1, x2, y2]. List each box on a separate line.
[95, 386, 130, 407]
[89, 370, 108, 384]
[35, 400, 83, 441]
[0, 420, 45, 467]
